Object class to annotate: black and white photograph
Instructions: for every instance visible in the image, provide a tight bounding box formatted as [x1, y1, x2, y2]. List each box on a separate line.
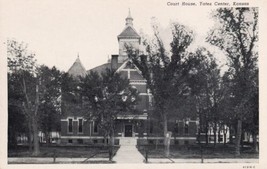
[0, 0, 266, 168]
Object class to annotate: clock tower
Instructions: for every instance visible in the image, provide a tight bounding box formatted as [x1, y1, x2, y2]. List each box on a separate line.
[117, 9, 141, 63]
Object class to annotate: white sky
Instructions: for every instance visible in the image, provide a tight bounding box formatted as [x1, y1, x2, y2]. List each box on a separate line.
[1, 0, 228, 72]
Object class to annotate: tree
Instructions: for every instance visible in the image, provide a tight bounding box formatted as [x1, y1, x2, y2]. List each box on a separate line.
[8, 40, 67, 154]
[207, 8, 258, 155]
[7, 39, 40, 155]
[8, 73, 27, 148]
[186, 47, 224, 146]
[127, 21, 194, 155]
[80, 68, 138, 146]
[38, 65, 62, 145]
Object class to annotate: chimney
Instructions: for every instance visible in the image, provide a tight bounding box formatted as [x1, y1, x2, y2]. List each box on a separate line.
[111, 55, 118, 70]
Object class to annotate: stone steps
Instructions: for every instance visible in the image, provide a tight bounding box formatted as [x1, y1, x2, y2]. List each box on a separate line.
[119, 137, 137, 146]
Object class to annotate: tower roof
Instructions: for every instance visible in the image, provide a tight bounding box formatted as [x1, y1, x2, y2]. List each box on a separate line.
[125, 8, 133, 26]
[68, 55, 87, 78]
[118, 9, 140, 40]
[118, 26, 140, 39]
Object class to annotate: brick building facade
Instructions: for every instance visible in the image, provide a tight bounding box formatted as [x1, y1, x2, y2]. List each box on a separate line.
[60, 10, 198, 145]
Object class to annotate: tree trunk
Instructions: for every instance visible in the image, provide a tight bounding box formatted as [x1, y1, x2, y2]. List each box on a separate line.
[165, 132, 171, 157]
[45, 131, 50, 146]
[205, 122, 209, 145]
[110, 129, 115, 147]
[28, 119, 33, 152]
[32, 118, 40, 156]
[229, 125, 233, 144]
[163, 113, 168, 143]
[218, 127, 221, 144]
[104, 134, 107, 146]
[224, 133, 227, 145]
[223, 125, 228, 145]
[235, 119, 242, 156]
[252, 132, 258, 153]
[241, 131, 244, 148]
[162, 113, 169, 156]
[213, 123, 217, 147]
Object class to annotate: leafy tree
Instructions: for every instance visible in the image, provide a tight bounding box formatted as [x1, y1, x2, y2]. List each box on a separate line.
[38, 65, 62, 145]
[207, 8, 258, 155]
[80, 68, 139, 146]
[60, 71, 82, 123]
[7, 39, 41, 155]
[187, 47, 223, 146]
[8, 73, 27, 149]
[7, 40, 63, 154]
[127, 22, 194, 155]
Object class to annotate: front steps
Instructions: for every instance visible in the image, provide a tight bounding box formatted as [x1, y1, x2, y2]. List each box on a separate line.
[119, 137, 137, 146]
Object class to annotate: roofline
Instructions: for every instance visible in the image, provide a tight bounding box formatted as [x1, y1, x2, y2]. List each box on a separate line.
[117, 25, 141, 40]
[87, 63, 111, 72]
[67, 58, 87, 75]
[115, 59, 144, 78]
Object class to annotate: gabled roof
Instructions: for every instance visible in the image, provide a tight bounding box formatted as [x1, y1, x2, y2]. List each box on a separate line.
[88, 63, 111, 75]
[116, 59, 146, 81]
[118, 26, 140, 39]
[88, 62, 123, 75]
[68, 57, 87, 78]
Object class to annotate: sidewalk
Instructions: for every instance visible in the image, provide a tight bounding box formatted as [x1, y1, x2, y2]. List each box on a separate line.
[147, 158, 259, 163]
[8, 157, 110, 164]
[8, 157, 258, 164]
[112, 145, 145, 163]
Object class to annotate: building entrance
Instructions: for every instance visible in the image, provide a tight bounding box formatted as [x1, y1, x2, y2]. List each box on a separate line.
[125, 125, 133, 137]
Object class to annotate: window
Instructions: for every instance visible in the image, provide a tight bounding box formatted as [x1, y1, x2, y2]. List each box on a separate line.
[78, 119, 83, 133]
[149, 120, 153, 133]
[68, 118, 73, 133]
[93, 121, 98, 133]
[218, 136, 223, 142]
[77, 139, 83, 144]
[68, 139, 73, 144]
[149, 140, 154, 144]
[184, 123, 189, 135]
[174, 121, 179, 133]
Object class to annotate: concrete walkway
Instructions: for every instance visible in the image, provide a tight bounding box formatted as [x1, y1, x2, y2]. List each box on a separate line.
[8, 157, 109, 164]
[8, 157, 258, 164]
[147, 158, 258, 163]
[113, 145, 145, 163]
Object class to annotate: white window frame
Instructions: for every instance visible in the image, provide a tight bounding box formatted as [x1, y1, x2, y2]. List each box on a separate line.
[93, 121, 98, 134]
[68, 117, 74, 134]
[78, 118, 84, 134]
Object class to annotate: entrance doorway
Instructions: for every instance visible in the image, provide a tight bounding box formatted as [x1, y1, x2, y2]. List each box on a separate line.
[125, 125, 133, 137]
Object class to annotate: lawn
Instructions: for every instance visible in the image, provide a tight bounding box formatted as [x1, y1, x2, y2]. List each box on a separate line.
[8, 145, 120, 158]
[137, 144, 259, 159]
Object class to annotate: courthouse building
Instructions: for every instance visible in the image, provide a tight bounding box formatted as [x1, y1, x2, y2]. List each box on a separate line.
[60, 11, 198, 145]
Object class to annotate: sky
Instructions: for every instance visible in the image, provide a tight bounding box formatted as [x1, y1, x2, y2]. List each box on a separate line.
[1, 0, 228, 72]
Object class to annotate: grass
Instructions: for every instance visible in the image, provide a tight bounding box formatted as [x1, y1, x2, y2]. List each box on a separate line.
[9, 161, 116, 164]
[137, 144, 259, 159]
[8, 145, 120, 158]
